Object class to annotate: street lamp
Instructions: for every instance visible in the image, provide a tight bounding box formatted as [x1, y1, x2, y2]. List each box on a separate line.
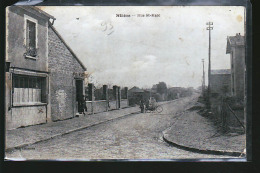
[206, 22, 213, 108]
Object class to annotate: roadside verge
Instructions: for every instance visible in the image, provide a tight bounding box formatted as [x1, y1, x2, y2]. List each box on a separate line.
[162, 110, 246, 157]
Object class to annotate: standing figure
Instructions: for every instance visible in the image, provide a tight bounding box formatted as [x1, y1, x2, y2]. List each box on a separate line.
[140, 98, 145, 113]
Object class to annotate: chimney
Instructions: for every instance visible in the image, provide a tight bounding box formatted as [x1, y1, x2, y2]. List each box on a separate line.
[236, 33, 241, 39]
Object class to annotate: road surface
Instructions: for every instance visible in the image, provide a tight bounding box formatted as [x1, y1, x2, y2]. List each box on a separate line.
[6, 95, 230, 160]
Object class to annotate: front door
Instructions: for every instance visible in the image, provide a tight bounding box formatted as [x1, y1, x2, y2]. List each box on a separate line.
[75, 79, 84, 113]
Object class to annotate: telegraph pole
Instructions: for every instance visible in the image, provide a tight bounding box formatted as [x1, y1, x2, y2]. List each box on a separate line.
[202, 59, 205, 96]
[206, 22, 213, 108]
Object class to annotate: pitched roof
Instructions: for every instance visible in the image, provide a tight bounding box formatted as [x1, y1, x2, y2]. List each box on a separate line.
[143, 89, 156, 93]
[19, 6, 56, 20]
[49, 24, 87, 71]
[129, 86, 144, 93]
[211, 69, 231, 75]
[226, 33, 245, 54]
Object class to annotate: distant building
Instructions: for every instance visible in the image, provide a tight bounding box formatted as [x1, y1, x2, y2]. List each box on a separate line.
[128, 86, 144, 98]
[210, 69, 231, 96]
[128, 86, 144, 105]
[226, 33, 245, 99]
[167, 87, 182, 99]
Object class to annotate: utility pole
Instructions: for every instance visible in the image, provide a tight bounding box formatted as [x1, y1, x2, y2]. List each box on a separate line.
[202, 59, 205, 96]
[206, 21, 213, 108]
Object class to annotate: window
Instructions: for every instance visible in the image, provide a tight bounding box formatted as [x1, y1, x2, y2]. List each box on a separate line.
[27, 20, 36, 48]
[13, 75, 46, 105]
[24, 15, 38, 58]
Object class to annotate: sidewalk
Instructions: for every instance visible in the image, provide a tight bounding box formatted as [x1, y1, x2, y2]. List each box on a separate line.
[6, 106, 140, 151]
[163, 110, 246, 157]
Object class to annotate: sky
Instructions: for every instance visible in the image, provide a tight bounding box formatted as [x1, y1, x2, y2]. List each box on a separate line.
[39, 6, 245, 89]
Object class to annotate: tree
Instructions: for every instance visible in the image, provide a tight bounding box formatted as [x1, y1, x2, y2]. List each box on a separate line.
[83, 71, 93, 85]
[156, 82, 167, 95]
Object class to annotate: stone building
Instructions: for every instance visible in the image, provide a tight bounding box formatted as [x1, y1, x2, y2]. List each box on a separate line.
[5, 6, 87, 129]
[210, 69, 231, 96]
[48, 24, 87, 121]
[5, 6, 55, 130]
[226, 33, 245, 100]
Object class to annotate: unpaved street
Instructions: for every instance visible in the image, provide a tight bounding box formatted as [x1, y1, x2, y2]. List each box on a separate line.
[6, 95, 230, 160]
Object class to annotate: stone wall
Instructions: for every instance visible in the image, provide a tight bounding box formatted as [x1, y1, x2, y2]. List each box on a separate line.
[85, 100, 129, 114]
[48, 26, 85, 121]
[86, 100, 107, 114]
[109, 100, 117, 110]
[121, 99, 128, 108]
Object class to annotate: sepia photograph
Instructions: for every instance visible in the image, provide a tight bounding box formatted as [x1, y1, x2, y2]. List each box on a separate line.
[5, 4, 247, 160]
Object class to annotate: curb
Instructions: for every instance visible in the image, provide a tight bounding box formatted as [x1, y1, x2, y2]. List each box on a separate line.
[162, 133, 244, 157]
[5, 110, 141, 153]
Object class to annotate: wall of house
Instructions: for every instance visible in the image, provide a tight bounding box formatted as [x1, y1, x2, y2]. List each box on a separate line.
[230, 53, 235, 95]
[5, 73, 12, 130]
[6, 7, 50, 130]
[6, 6, 48, 72]
[211, 74, 231, 96]
[48, 26, 85, 121]
[233, 46, 245, 99]
[7, 106, 47, 130]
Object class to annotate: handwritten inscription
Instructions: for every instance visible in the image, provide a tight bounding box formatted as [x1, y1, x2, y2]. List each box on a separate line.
[101, 21, 114, 35]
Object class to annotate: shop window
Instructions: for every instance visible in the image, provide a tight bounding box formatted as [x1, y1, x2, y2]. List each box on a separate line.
[12, 75, 46, 105]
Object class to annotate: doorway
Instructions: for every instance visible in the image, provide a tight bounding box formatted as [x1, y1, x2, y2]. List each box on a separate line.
[75, 79, 84, 113]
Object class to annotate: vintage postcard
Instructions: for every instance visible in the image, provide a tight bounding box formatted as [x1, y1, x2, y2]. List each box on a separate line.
[5, 3, 248, 160]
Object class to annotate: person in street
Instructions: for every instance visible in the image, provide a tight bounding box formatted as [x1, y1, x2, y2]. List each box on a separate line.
[140, 98, 145, 113]
[149, 97, 156, 109]
[146, 97, 156, 111]
[145, 99, 150, 111]
[83, 95, 88, 115]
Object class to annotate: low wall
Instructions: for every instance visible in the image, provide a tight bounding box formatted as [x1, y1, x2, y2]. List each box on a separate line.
[109, 100, 117, 110]
[121, 99, 128, 108]
[86, 101, 108, 114]
[93, 100, 107, 114]
[86, 101, 93, 113]
[86, 99, 129, 114]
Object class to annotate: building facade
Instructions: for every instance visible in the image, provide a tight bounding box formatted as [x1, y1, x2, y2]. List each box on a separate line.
[48, 24, 87, 121]
[226, 33, 245, 100]
[5, 6, 55, 130]
[210, 69, 231, 96]
[5, 6, 87, 129]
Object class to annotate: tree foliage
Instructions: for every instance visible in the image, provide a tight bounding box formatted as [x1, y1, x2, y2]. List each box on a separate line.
[156, 82, 167, 94]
